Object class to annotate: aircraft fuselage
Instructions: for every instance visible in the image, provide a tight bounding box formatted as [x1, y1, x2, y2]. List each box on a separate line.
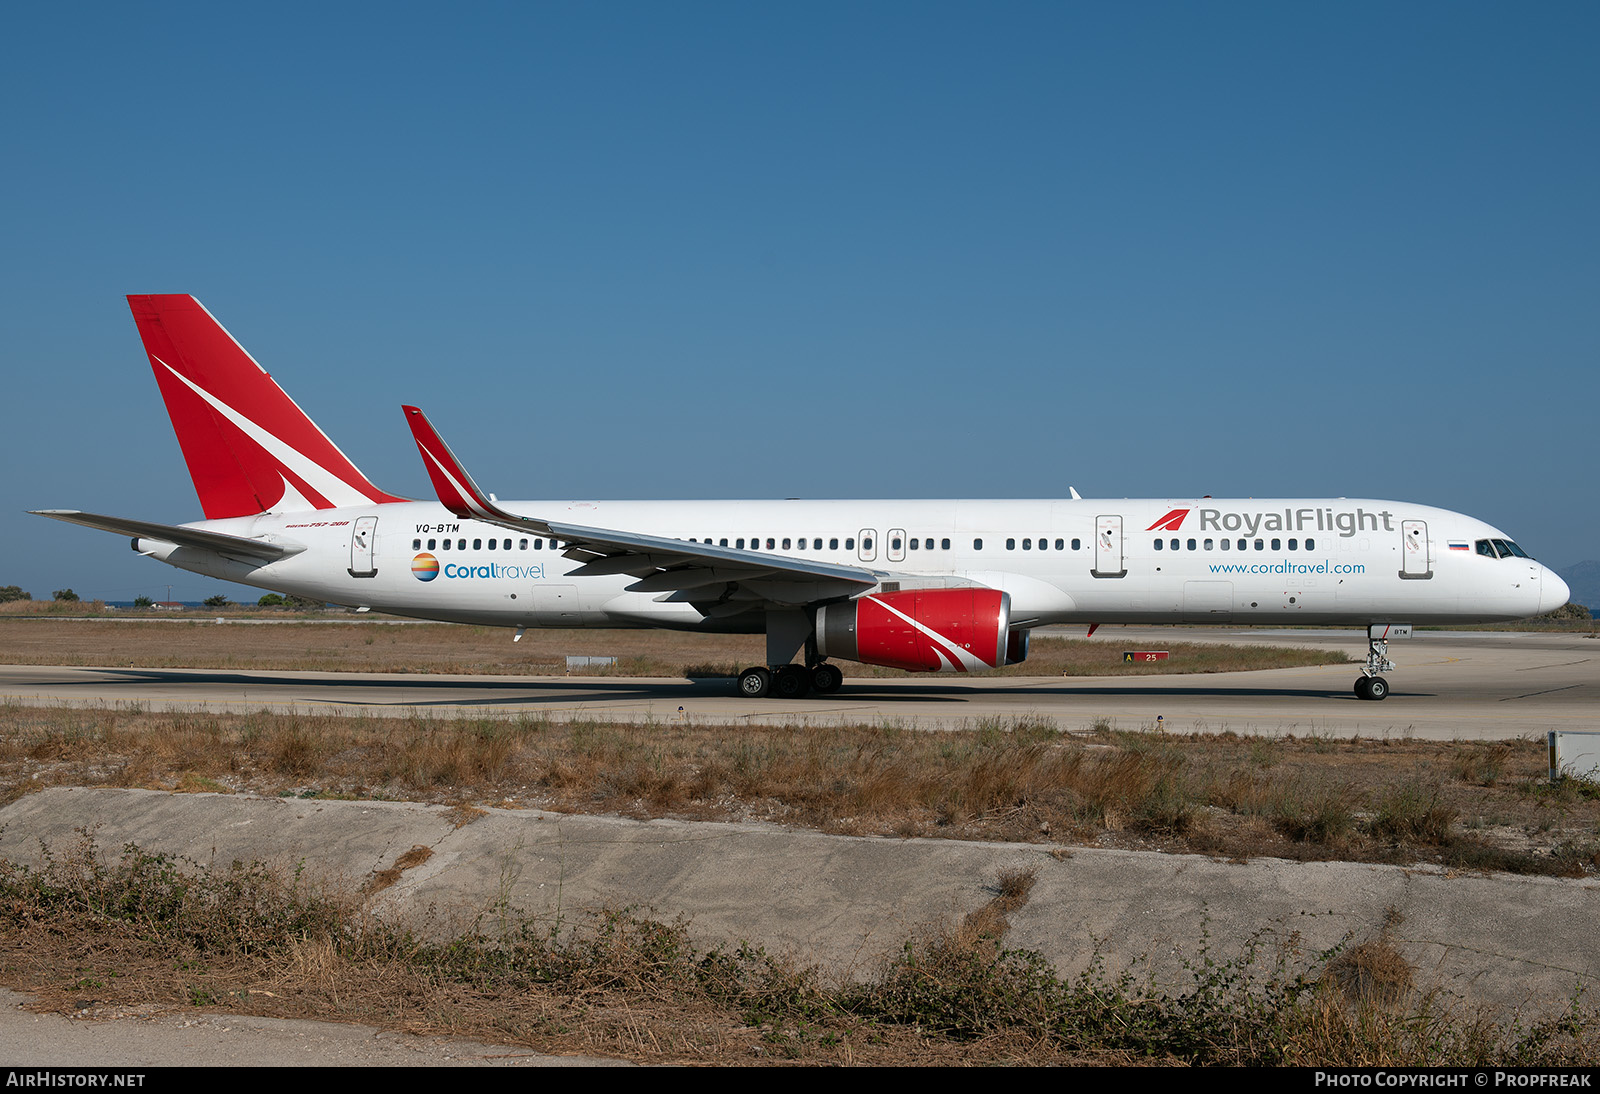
[143, 496, 1564, 630]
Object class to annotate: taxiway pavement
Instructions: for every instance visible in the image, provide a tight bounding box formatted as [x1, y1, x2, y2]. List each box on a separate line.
[1, 627, 1593, 739]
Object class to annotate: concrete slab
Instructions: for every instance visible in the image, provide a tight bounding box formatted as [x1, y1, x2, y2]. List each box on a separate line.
[2, 788, 1596, 1017]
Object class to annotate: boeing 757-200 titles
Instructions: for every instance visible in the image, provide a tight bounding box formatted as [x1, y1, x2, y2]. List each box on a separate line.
[33, 295, 1572, 701]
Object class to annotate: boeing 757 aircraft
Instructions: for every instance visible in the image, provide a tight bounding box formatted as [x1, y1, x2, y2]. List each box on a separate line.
[33, 295, 1571, 701]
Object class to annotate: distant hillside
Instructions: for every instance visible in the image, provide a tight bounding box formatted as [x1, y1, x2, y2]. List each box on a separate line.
[1559, 560, 1600, 611]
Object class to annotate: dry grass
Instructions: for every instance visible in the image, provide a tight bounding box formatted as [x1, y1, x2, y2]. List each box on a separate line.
[2, 704, 1595, 875]
[0, 619, 1347, 678]
[5, 831, 1594, 1066]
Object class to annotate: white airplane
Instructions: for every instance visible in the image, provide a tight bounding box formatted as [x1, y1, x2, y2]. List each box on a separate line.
[34, 295, 1571, 702]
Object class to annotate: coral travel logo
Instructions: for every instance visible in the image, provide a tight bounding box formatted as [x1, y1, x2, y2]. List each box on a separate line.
[408, 552, 546, 582]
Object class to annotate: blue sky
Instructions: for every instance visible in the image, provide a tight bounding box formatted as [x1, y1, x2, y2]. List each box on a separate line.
[3, 1, 1596, 602]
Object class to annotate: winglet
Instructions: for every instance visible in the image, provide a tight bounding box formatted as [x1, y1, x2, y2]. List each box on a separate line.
[403, 405, 527, 525]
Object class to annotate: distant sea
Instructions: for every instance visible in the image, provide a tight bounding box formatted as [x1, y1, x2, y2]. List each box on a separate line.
[104, 602, 206, 609]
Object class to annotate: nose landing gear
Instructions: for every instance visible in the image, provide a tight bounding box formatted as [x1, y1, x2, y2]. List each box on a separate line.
[1354, 624, 1405, 701]
[1355, 674, 1390, 701]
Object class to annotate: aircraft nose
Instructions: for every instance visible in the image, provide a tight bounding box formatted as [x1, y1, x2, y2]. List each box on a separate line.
[1539, 568, 1572, 615]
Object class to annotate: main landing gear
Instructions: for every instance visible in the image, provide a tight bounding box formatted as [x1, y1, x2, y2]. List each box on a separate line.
[736, 662, 843, 699]
[1354, 627, 1398, 701]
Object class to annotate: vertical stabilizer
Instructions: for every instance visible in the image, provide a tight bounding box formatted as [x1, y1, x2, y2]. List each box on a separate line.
[127, 295, 406, 518]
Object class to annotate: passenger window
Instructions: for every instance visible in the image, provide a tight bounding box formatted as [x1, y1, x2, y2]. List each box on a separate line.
[1254, 539, 1263, 551]
[814, 538, 822, 550]
[1305, 538, 1315, 550]
[1237, 539, 1247, 551]
[830, 538, 839, 550]
[487, 539, 496, 550]
[1154, 539, 1164, 551]
[782, 538, 791, 550]
[720, 538, 728, 547]
[473, 539, 482, 550]
[1270, 538, 1280, 551]
[412, 539, 421, 550]
[1203, 538, 1213, 550]
[1006, 538, 1016, 550]
[942, 538, 951, 549]
[846, 538, 855, 550]
[1187, 538, 1196, 551]
[1038, 537, 1048, 552]
[766, 538, 775, 550]
[1071, 538, 1081, 550]
[891, 537, 903, 551]
[441, 540, 450, 550]
[862, 537, 873, 552]
[519, 539, 528, 550]
[1054, 539, 1064, 550]
[909, 538, 919, 550]
[1220, 539, 1229, 551]
[1022, 538, 1031, 550]
[736, 539, 745, 549]
[973, 538, 983, 550]
[1288, 539, 1297, 551]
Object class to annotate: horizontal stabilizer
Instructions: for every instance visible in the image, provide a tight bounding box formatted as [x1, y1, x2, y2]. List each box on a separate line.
[30, 510, 305, 563]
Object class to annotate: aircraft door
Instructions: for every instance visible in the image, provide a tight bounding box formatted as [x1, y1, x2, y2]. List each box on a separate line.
[1092, 515, 1126, 578]
[533, 584, 581, 625]
[1400, 520, 1432, 579]
[348, 515, 378, 578]
[1183, 580, 1233, 622]
[887, 528, 907, 563]
[857, 529, 877, 562]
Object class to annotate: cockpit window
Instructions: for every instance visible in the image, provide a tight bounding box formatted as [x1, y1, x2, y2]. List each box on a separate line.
[1479, 538, 1534, 560]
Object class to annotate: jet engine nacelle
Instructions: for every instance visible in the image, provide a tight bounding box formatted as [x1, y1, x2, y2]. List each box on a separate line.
[1005, 628, 1030, 666]
[815, 588, 1011, 673]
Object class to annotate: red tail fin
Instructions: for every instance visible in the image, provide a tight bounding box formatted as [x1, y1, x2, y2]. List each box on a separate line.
[128, 295, 406, 518]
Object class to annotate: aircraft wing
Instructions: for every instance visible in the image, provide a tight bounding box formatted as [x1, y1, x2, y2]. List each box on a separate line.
[30, 510, 306, 563]
[402, 406, 878, 609]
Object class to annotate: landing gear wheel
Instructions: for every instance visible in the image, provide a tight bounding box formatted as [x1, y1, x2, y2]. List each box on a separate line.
[737, 667, 772, 698]
[773, 664, 811, 699]
[1355, 676, 1390, 701]
[811, 663, 844, 695]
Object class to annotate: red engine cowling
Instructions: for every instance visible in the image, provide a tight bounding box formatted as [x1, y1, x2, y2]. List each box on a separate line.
[815, 588, 1011, 673]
